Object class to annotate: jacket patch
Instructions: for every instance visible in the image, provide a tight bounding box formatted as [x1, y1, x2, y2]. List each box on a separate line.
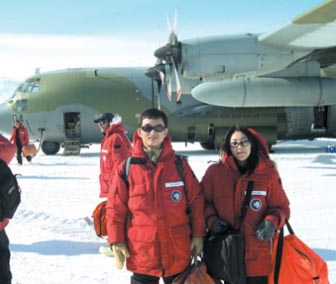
[251, 190, 267, 196]
[250, 198, 262, 211]
[165, 181, 184, 187]
[171, 190, 182, 203]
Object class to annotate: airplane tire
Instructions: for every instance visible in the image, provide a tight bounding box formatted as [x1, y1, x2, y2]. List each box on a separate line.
[200, 142, 215, 150]
[42, 141, 60, 155]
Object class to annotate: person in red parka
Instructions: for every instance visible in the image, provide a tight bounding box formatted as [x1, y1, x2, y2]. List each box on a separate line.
[94, 112, 132, 256]
[202, 126, 290, 284]
[95, 113, 132, 198]
[106, 108, 205, 284]
[0, 134, 16, 284]
[10, 120, 31, 165]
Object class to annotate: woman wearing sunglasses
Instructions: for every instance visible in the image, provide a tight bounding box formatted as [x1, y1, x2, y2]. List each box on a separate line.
[201, 126, 290, 284]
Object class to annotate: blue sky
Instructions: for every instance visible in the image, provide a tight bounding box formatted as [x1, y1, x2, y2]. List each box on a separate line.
[0, 0, 325, 80]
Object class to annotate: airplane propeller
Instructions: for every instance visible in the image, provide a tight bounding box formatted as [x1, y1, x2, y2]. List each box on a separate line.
[154, 12, 183, 102]
[145, 59, 172, 101]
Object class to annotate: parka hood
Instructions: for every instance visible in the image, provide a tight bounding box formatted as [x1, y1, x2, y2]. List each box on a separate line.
[221, 128, 272, 174]
[106, 123, 126, 136]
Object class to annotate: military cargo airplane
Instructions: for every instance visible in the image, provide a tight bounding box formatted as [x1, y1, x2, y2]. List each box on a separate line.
[1, 1, 336, 155]
[0, 66, 335, 155]
[154, 0, 336, 108]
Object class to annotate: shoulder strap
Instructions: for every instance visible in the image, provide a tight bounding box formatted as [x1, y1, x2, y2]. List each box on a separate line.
[121, 157, 147, 187]
[273, 219, 292, 284]
[239, 181, 254, 225]
[175, 155, 192, 215]
[122, 155, 187, 197]
[175, 155, 187, 197]
[175, 156, 185, 182]
[124, 157, 132, 178]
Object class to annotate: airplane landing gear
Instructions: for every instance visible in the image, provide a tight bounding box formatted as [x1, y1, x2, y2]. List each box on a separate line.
[42, 141, 60, 155]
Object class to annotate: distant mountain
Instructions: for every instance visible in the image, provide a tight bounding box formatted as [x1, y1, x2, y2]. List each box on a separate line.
[0, 77, 19, 103]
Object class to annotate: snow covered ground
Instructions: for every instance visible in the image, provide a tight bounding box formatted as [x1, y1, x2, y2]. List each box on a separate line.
[5, 139, 336, 283]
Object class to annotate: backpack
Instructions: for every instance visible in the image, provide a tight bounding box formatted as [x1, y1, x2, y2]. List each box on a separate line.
[123, 155, 186, 185]
[123, 155, 190, 214]
[0, 159, 21, 219]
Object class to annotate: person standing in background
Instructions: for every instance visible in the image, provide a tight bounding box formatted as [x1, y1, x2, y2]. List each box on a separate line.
[94, 112, 132, 256]
[10, 120, 31, 165]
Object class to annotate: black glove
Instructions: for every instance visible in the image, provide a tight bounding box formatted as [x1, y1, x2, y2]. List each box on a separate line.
[255, 220, 275, 241]
[211, 219, 229, 234]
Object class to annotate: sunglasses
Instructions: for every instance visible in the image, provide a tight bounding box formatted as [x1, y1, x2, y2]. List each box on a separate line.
[98, 120, 109, 126]
[230, 139, 251, 148]
[141, 124, 166, 133]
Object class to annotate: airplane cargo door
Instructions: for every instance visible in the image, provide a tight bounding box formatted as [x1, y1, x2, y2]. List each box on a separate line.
[64, 112, 81, 138]
[63, 112, 81, 155]
[312, 106, 327, 132]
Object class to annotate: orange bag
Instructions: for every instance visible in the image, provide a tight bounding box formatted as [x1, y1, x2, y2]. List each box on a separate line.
[22, 144, 37, 157]
[268, 221, 329, 284]
[92, 201, 107, 237]
[173, 257, 216, 284]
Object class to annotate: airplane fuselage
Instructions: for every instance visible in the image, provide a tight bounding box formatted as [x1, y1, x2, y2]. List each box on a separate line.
[1, 67, 336, 154]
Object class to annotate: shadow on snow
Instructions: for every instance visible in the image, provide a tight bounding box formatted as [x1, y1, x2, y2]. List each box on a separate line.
[10, 240, 102, 256]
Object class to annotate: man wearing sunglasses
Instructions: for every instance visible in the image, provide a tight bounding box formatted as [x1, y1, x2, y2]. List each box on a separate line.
[94, 112, 132, 256]
[106, 108, 205, 284]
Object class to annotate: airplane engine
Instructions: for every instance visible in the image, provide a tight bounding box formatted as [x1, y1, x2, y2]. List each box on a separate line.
[191, 77, 336, 107]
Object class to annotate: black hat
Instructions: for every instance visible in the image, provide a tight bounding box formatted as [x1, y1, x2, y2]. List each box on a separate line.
[94, 113, 114, 123]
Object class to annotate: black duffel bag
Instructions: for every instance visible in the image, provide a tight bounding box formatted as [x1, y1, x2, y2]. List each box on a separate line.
[204, 181, 254, 284]
[204, 229, 246, 284]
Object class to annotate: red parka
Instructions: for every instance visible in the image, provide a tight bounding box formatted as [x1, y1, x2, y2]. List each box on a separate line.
[10, 124, 29, 146]
[99, 123, 132, 198]
[0, 134, 16, 164]
[201, 130, 290, 278]
[0, 134, 16, 231]
[106, 133, 205, 277]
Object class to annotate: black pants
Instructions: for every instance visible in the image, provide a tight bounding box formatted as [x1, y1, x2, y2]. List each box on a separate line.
[0, 230, 12, 284]
[131, 272, 178, 284]
[16, 144, 31, 165]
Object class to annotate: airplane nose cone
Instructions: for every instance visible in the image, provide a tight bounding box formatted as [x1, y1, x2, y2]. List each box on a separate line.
[154, 44, 172, 62]
[0, 102, 14, 135]
[154, 42, 182, 64]
[145, 66, 158, 79]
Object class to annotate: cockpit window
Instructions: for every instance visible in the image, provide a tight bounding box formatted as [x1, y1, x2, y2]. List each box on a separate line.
[20, 78, 40, 93]
[16, 99, 28, 112]
[31, 81, 40, 93]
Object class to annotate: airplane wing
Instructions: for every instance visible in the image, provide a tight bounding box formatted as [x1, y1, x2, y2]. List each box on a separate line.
[259, 0, 336, 49]
[154, 0, 336, 108]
